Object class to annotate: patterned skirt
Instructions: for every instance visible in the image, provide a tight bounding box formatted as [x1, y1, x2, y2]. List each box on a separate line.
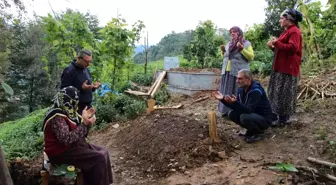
[218, 73, 237, 114]
[267, 71, 298, 116]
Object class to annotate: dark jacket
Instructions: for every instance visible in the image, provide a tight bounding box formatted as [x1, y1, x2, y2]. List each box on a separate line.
[273, 25, 302, 77]
[60, 60, 95, 104]
[221, 81, 273, 121]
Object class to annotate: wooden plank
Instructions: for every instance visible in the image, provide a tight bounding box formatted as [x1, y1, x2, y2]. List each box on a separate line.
[125, 90, 150, 96]
[147, 74, 160, 95]
[154, 104, 183, 110]
[150, 71, 167, 98]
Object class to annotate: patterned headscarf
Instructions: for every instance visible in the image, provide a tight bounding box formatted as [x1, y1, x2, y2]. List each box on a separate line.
[52, 86, 80, 120]
[281, 8, 303, 25]
[228, 26, 245, 59]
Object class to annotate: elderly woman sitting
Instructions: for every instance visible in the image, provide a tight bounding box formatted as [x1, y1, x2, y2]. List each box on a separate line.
[42, 86, 113, 185]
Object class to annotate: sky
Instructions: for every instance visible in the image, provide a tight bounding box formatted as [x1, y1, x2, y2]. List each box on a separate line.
[20, 0, 327, 45]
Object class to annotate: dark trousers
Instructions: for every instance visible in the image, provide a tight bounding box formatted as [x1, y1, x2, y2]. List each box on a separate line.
[49, 138, 113, 185]
[228, 111, 270, 136]
[78, 102, 92, 115]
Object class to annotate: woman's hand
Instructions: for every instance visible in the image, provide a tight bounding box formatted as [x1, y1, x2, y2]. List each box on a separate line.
[220, 45, 225, 55]
[237, 42, 244, 49]
[82, 106, 96, 126]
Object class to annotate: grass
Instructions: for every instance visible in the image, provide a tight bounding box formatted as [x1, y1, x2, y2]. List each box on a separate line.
[0, 108, 47, 160]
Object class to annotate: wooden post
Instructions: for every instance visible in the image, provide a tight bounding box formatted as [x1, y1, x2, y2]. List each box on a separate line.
[146, 99, 155, 114]
[76, 169, 83, 185]
[208, 111, 221, 143]
[0, 147, 13, 185]
[40, 170, 49, 185]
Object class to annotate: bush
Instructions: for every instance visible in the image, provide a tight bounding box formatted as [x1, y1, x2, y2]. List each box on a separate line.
[154, 84, 170, 105]
[130, 73, 153, 86]
[0, 108, 47, 160]
[94, 93, 146, 128]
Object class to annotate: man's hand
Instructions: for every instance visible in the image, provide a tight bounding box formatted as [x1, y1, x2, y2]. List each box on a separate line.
[82, 80, 94, 90]
[93, 81, 102, 89]
[212, 91, 224, 101]
[82, 106, 96, 126]
[224, 95, 237, 104]
[237, 42, 244, 49]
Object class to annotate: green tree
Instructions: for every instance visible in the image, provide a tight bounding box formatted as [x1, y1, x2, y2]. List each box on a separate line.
[183, 20, 222, 68]
[99, 17, 144, 88]
[264, 0, 297, 36]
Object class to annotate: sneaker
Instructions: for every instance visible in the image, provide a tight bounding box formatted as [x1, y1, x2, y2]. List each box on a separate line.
[244, 134, 265, 143]
[221, 113, 228, 118]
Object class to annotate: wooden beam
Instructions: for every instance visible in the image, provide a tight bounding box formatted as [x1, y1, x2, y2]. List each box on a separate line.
[150, 71, 167, 98]
[154, 104, 183, 110]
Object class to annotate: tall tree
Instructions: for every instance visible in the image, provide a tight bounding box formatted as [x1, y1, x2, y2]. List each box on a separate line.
[183, 20, 222, 68]
[99, 17, 144, 88]
[264, 0, 297, 36]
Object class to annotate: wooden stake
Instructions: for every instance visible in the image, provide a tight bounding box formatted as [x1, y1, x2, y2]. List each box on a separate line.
[40, 170, 49, 185]
[146, 99, 156, 114]
[208, 111, 219, 141]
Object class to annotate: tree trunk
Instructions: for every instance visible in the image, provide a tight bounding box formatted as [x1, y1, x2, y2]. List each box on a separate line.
[0, 147, 13, 185]
[144, 51, 148, 75]
[112, 57, 117, 88]
[29, 77, 34, 112]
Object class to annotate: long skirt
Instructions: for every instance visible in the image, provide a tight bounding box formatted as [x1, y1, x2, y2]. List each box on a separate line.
[49, 138, 113, 185]
[218, 73, 237, 114]
[267, 71, 298, 116]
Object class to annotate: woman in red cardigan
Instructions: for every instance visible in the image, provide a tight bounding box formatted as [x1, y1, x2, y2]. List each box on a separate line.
[267, 8, 303, 126]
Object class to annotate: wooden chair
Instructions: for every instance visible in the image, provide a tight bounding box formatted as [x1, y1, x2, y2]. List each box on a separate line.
[40, 152, 83, 185]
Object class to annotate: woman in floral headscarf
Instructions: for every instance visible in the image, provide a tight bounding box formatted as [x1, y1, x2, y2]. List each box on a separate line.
[218, 26, 255, 117]
[267, 8, 303, 126]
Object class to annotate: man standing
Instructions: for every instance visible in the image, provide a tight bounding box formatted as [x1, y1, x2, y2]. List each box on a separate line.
[213, 69, 273, 143]
[60, 49, 101, 114]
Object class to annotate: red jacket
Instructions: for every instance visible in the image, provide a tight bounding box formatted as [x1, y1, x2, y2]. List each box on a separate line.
[273, 25, 303, 77]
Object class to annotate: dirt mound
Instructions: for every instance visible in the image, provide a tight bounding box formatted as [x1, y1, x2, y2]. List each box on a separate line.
[114, 112, 231, 180]
[169, 67, 221, 74]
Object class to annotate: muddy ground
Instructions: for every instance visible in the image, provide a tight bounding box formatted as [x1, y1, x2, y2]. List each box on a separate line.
[9, 70, 336, 185]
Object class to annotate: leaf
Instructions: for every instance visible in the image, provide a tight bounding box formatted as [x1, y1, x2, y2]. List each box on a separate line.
[64, 171, 77, 179]
[283, 163, 298, 172]
[1, 82, 14, 95]
[269, 163, 298, 172]
[329, 140, 335, 145]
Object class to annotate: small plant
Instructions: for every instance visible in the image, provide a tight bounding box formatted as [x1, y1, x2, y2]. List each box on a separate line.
[269, 162, 298, 172]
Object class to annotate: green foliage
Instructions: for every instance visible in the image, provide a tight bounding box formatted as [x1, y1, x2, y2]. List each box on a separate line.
[99, 17, 145, 88]
[0, 81, 13, 95]
[41, 9, 96, 68]
[183, 20, 223, 69]
[0, 109, 47, 160]
[94, 94, 146, 129]
[154, 84, 170, 105]
[130, 74, 153, 86]
[264, 0, 297, 36]
[269, 163, 298, 172]
[245, 24, 273, 75]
